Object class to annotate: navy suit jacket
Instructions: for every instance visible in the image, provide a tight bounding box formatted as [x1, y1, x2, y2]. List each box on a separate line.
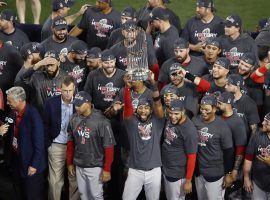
[44, 95, 75, 147]
[12, 104, 46, 177]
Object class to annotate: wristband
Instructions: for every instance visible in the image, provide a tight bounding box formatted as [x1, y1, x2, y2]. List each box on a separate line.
[185, 72, 196, 82]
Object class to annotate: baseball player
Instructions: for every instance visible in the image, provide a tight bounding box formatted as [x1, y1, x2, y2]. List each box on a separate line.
[86, 47, 102, 72]
[192, 94, 234, 200]
[161, 98, 198, 200]
[66, 91, 115, 200]
[243, 113, 270, 199]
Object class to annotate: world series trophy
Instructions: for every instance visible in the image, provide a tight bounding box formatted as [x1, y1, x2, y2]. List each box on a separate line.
[124, 21, 149, 81]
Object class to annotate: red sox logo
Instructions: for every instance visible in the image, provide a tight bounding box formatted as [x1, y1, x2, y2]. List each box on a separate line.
[198, 127, 213, 147]
[138, 122, 153, 140]
[165, 125, 177, 145]
[258, 145, 270, 157]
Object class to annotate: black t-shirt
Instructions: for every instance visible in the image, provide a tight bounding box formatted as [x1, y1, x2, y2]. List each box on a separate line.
[124, 114, 165, 170]
[0, 44, 23, 93]
[158, 56, 209, 83]
[182, 15, 224, 56]
[41, 36, 78, 56]
[106, 28, 123, 49]
[243, 76, 264, 106]
[262, 72, 270, 116]
[84, 68, 125, 112]
[219, 33, 258, 70]
[154, 25, 179, 66]
[192, 116, 233, 178]
[161, 118, 198, 179]
[246, 131, 270, 192]
[41, 16, 53, 42]
[202, 74, 226, 93]
[78, 7, 121, 50]
[0, 28, 30, 50]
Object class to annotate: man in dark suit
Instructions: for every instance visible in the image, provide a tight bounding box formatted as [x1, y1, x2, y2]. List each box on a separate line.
[44, 75, 79, 200]
[6, 86, 46, 200]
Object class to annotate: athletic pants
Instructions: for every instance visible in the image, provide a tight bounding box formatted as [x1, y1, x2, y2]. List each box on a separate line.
[164, 176, 186, 200]
[253, 181, 270, 200]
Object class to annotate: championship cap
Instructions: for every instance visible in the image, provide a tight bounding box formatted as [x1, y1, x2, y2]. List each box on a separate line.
[170, 99, 185, 111]
[227, 74, 245, 88]
[162, 85, 180, 96]
[240, 53, 256, 66]
[174, 38, 189, 49]
[169, 63, 184, 75]
[69, 40, 88, 54]
[0, 9, 17, 22]
[101, 49, 115, 61]
[87, 47, 102, 59]
[52, 0, 74, 11]
[197, 0, 214, 8]
[200, 94, 217, 106]
[205, 38, 221, 48]
[218, 92, 234, 105]
[223, 15, 242, 27]
[122, 20, 137, 31]
[52, 16, 68, 30]
[121, 7, 137, 19]
[137, 98, 152, 108]
[72, 91, 92, 107]
[150, 7, 169, 21]
[264, 112, 270, 121]
[20, 42, 42, 58]
[214, 57, 230, 69]
[44, 50, 58, 59]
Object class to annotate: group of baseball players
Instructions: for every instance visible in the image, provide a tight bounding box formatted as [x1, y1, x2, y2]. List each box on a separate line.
[0, 0, 270, 199]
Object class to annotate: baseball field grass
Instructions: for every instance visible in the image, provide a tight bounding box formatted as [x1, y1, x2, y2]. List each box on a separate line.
[3, 0, 270, 31]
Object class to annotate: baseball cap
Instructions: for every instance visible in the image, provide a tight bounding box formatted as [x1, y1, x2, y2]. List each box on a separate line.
[137, 98, 152, 108]
[197, 0, 214, 8]
[150, 7, 169, 21]
[240, 53, 256, 66]
[87, 47, 102, 59]
[101, 49, 115, 61]
[121, 7, 137, 19]
[169, 63, 184, 75]
[162, 85, 180, 96]
[205, 38, 221, 48]
[223, 15, 242, 27]
[170, 99, 185, 111]
[214, 57, 230, 69]
[122, 20, 137, 31]
[52, 16, 68, 30]
[264, 112, 270, 121]
[217, 92, 234, 105]
[69, 40, 88, 54]
[258, 18, 268, 29]
[44, 50, 58, 59]
[20, 42, 41, 58]
[201, 94, 217, 106]
[73, 91, 92, 107]
[52, 0, 74, 11]
[227, 74, 245, 88]
[0, 9, 17, 22]
[174, 38, 189, 49]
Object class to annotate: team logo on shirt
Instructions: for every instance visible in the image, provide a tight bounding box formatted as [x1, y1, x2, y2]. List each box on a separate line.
[68, 65, 85, 83]
[164, 125, 177, 145]
[258, 145, 270, 156]
[138, 122, 152, 140]
[223, 47, 244, 67]
[60, 48, 68, 57]
[91, 19, 113, 38]
[194, 28, 217, 43]
[0, 60, 7, 75]
[46, 84, 61, 97]
[97, 82, 120, 102]
[77, 126, 91, 144]
[198, 127, 213, 146]
[154, 37, 160, 49]
[233, 108, 244, 118]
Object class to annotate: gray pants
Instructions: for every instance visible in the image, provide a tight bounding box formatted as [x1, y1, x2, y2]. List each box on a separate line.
[164, 176, 186, 200]
[76, 166, 103, 200]
[253, 182, 270, 200]
[122, 167, 161, 200]
[195, 175, 225, 200]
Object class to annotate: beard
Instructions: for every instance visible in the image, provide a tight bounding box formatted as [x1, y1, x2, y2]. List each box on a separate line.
[176, 54, 188, 63]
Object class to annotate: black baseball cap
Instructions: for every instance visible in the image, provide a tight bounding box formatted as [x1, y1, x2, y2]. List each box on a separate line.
[69, 40, 88, 54]
[223, 15, 242, 27]
[121, 7, 137, 19]
[264, 112, 270, 121]
[150, 7, 169, 21]
[162, 85, 180, 96]
[214, 57, 230, 69]
[137, 98, 152, 108]
[197, 0, 214, 8]
[101, 49, 115, 61]
[0, 9, 17, 22]
[170, 99, 185, 111]
[52, 0, 74, 11]
[73, 91, 92, 107]
[227, 74, 245, 88]
[44, 50, 59, 59]
[205, 38, 221, 48]
[201, 94, 217, 106]
[52, 16, 68, 30]
[122, 20, 137, 31]
[20, 42, 41, 58]
[240, 53, 256, 66]
[174, 38, 189, 49]
[87, 47, 102, 59]
[218, 92, 234, 105]
[169, 63, 183, 75]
